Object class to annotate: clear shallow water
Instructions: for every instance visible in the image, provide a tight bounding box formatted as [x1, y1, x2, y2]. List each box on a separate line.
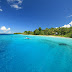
[0, 34, 72, 72]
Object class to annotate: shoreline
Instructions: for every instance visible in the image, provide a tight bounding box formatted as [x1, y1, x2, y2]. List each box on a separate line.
[22, 34, 72, 39]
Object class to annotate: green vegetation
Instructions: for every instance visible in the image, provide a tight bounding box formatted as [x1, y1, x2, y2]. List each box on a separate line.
[14, 33, 22, 34]
[14, 27, 72, 38]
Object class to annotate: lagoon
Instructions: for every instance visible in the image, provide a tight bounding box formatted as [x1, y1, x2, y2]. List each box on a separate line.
[0, 34, 72, 72]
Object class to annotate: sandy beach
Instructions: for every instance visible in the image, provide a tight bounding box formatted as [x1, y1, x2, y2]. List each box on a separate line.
[22, 34, 72, 39]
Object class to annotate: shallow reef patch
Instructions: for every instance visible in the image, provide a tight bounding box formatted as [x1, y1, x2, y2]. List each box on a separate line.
[59, 43, 67, 46]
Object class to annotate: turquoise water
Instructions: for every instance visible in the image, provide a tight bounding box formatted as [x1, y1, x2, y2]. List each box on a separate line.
[0, 34, 72, 72]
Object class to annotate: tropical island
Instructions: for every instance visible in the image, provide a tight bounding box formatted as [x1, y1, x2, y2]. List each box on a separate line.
[14, 27, 72, 38]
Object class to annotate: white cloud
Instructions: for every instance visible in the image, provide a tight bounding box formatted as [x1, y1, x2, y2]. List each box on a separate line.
[11, 4, 22, 9]
[69, 21, 72, 26]
[55, 21, 72, 28]
[62, 24, 71, 28]
[0, 26, 11, 32]
[0, 9, 3, 11]
[7, 28, 10, 30]
[18, 0, 22, 4]
[61, 21, 72, 28]
[7, 0, 23, 10]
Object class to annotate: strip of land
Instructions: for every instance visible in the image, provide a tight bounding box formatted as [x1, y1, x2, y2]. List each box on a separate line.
[14, 27, 72, 38]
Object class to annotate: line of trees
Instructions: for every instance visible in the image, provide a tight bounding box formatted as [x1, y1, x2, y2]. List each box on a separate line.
[14, 27, 72, 38]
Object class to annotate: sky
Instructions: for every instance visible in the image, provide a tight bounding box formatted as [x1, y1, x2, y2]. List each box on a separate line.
[0, 0, 72, 33]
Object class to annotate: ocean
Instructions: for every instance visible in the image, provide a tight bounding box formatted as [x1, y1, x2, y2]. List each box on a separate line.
[0, 34, 72, 72]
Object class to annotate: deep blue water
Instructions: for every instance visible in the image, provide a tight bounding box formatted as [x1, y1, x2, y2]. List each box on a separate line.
[0, 34, 72, 72]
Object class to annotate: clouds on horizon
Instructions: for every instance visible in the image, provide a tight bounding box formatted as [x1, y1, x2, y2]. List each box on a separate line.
[0, 26, 11, 33]
[56, 21, 72, 28]
[62, 21, 72, 28]
[7, 0, 23, 10]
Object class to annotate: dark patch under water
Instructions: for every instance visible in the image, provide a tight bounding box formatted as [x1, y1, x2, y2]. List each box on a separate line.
[59, 43, 67, 46]
[40, 39, 68, 46]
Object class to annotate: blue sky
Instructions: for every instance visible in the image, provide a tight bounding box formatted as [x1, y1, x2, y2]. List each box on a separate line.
[0, 0, 72, 33]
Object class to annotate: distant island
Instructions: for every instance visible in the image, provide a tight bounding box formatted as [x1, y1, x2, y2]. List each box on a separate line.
[14, 27, 72, 38]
